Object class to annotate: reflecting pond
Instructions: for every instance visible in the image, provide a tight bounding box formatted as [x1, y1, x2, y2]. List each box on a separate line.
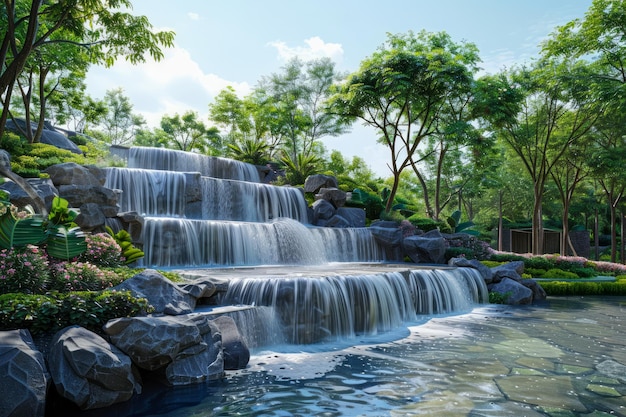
[55, 296, 626, 417]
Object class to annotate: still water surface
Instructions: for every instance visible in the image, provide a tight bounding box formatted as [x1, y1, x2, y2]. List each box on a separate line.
[59, 296, 626, 417]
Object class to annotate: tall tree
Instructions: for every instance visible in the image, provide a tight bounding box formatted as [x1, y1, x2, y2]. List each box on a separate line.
[0, 0, 174, 137]
[474, 59, 602, 254]
[328, 31, 480, 213]
[97, 88, 144, 146]
[160, 110, 220, 153]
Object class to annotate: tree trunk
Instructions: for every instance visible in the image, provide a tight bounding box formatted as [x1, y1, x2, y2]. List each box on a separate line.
[498, 190, 503, 252]
[532, 190, 544, 255]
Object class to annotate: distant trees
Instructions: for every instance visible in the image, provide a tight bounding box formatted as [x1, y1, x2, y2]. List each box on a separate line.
[0, 0, 174, 140]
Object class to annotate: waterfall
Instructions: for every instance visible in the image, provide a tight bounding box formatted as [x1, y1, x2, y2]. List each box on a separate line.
[128, 146, 260, 182]
[201, 177, 309, 222]
[222, 268, 488, 344]
[140, 217, 392, 267]
[105, 167, 188, 217]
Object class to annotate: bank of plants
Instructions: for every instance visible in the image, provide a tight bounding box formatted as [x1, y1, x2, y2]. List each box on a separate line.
[0, 193, 150, 336]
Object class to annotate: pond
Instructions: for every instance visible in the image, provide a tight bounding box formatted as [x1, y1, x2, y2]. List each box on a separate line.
[54, 296, 626, 417]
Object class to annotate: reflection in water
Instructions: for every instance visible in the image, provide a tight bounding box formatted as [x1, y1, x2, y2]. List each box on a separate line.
[53, 297, 626, 416]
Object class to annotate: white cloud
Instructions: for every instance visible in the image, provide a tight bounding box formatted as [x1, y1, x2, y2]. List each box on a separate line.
[85, 45, 251, 128]
[268, 36, 344, 63]
[187, 12, 200, 21]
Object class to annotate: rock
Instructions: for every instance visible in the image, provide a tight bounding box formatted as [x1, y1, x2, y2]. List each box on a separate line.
[336, 207, 366, 227]
[57, 184, 120, 208]
[312, 199, 336, 224]
[47, 326, 141, 410]
[116, 211, 144, 243]
[75, 202, 106, 231]
[370, 221, 403, 248]
[521, 279, 547, 302]
[211, 316, 250, 370]
[402, 229, 447, 264]
[448, 257, 494, 283]
[178, 278, 217, 300]
[490, 277, 533, 305]
[316, 187, 347, 208]
[112, 269, 196, 315]
[5, 119, 82, 154]
[492, 261, 525, 282]
[103, 314, 224, 385]
[0, 330, 49, 417]
[44, 162, 105, 187]
[0, 178, 58, 210]
[304, 174, 338, 193]
[596, 360, 626, 383]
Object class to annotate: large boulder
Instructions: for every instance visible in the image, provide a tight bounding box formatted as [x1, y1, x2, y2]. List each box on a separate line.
[103, 314, 224, 385]
[44, 162, 106, 187]
[312, 199, 336, 225]
[489, 277, 533, 305]
[0, 178, 58, 210]
[337, 207, 366, 228]
[304, 174, 338, 193]
[370, 221, 403, 248]
[491, 261, 525, 282]
[0, 330, 49, 417]
[315, 187, 347, 208]
[211, 316, 250, 370]
[113, 269, 196, 315]
[448, 257, 494, 283]
[47, 326, 141, 410]
[402, 229, 447, 264]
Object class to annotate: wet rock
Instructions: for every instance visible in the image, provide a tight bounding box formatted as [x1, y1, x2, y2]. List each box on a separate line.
[312, 199, 336, 224]
[48, 326, 141, 410]
[44, 162, 105, 187]
[304, 174, 338, 193]
[103, 314, 224, 385]
[0, 330, 49, 417]
[596, 360, 626, 383]
[402, 229, 447, 264]
[113, 269, 196, 315]
[211, 316, 250, 370]
[336, 207, 366, 227]
[323, 214, 351, 228]
[315, 187, 347, 208]
[492, 261, 525, 282]
[494, 375, 587, 412]
[489, 277, 533, 305]
[521, 278, 547, 302]
[448, 257, 494, 283]
[370, 221, 403, 248]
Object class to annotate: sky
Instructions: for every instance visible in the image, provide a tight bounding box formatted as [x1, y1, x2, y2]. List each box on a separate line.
[85, 0, 593, 177]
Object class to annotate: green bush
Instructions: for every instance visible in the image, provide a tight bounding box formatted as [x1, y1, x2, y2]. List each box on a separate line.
[49, 261, 123, 292]
[525, 268, 547, 277]
[0, 245, 50, 294]
[541, 281, 626, 296]
[407, 216, 441, 232]
[78, 233, 124, 267]
[542, 268, 579, 279]
[0, 131, 27, 155]
[0, 290, 152, 336]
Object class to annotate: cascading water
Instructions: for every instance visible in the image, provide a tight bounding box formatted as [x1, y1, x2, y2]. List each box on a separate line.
[113, 146, 487, 346]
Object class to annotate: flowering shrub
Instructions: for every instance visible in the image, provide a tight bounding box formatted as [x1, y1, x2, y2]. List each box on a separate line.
[445, 235, 494, 261]
[50, 261, 122, 292]
[0, 245, 49, 294]
[77, 233, 124, 267]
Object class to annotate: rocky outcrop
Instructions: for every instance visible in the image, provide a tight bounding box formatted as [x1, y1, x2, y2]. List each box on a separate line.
[402, 229, 447, 264]
[103, 314, 225, 385]
[47, 326, 141, 410]
[304, 174, 338, 193]
[113, 269, 196, 315]
[0, 330, 49, 417]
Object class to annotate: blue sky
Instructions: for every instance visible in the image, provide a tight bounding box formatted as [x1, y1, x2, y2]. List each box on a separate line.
[85, 0, 593, 176]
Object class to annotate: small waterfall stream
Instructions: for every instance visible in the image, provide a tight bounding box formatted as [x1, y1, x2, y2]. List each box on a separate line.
[112, 146, 487, 345]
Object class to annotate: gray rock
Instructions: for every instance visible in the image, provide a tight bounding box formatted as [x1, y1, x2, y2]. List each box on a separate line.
[0, 330, 49, 417]
[336, 207, 366, 227]
[44, 162, 105, 187]
[304, 174, 338, 193]
[47, 326, 141, 410]
[596, 360, 626, 383]
[521, 278, 547, 302]
[312, 199, 336, 224]
[211, 316, 250, 370]
[0, 178, 58, 211]
[402, 229, 447, 264]
[178, 278, 217, 300]
[104, 314, 224, 385]
[490, 277, 533, 305]
[492, 261, 525, 282]
[57, 184, 120, 208]
[448, 257, 494, 283]
[324, 214, 351, 228]
[75, 202, 106, 230]
[113, 269, 196, 315]
[316, 187, 347, 208]
[370, 221, 403, 248]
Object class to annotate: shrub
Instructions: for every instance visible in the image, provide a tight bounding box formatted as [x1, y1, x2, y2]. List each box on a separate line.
[541, 281, 626, 296]
[0, 290, 152, 335]
[0, 245, 49, 294]
[49, 261, 122, 292]
[542, 268, 579, 279]
[78, 233, 124, 267]
[525, 268, 547, 277]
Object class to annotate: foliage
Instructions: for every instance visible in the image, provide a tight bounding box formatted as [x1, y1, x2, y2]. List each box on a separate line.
[445, 235, 493, 261]
[0, 290, 152, 336]
[489, 291, 512, 304]
[541, 268, 580, 279]
[106, 227, 144, 265]
[0, 245, 49, 294]
[77, 233, 124, 267]
[49, 261, 122, 292]
[447, 210, 478, 235]
[540, 281, 626, 296]
[407, 216, 443, 232]
[347, 188, 384, 221]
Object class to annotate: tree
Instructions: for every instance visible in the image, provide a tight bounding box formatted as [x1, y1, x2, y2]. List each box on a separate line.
[0, 0, 174, 138]
[328, 31, 480, 213]
[474, 59, 602, 254]
[160, 111, 220, 153]
[96, 88, 144, 146]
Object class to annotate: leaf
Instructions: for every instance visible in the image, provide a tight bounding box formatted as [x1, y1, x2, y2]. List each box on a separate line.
[0, 210, 45, 249]
[45, 225, 87, 260]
